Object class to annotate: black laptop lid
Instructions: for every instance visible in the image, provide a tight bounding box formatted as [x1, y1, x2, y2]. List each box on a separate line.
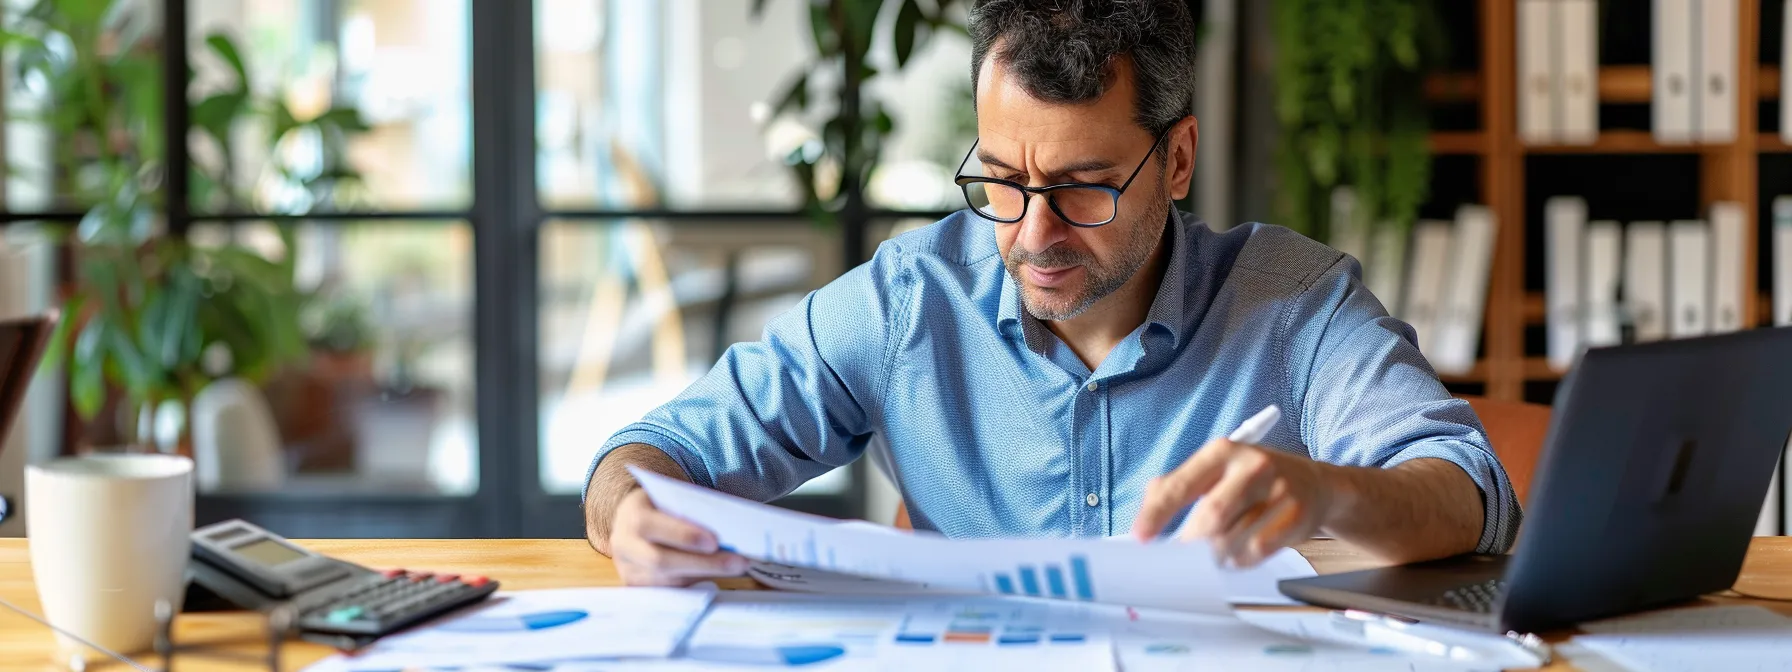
[0, 313, 55, 450]
[1499, 327, 1792, 630]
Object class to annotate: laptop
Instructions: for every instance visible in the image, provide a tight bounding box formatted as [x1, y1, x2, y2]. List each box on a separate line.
[1278, 327, 1792, 633]
[0, 312, 57, 445]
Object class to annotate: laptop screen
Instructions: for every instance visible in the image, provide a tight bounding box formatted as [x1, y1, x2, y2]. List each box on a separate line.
[0, 313, 56, 451]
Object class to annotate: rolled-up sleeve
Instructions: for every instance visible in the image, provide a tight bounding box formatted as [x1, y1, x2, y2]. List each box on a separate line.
[1296, 259, 1522, 554]
[584, 244, 912, 503]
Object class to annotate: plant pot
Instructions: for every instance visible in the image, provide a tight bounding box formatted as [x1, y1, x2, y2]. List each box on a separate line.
[350, 386, 443, 486]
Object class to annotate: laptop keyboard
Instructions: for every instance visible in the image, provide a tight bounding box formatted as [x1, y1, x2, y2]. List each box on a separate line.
[1426, 579, 1507, 613]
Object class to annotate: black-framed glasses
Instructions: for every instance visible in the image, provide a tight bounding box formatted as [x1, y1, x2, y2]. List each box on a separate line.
[953, 131, 1169, 227]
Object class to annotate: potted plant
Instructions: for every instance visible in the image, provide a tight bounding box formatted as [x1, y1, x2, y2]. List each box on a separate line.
[6, 0, 365, 457]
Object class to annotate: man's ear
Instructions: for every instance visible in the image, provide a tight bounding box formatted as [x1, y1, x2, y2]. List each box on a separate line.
[1166, 115, 1199, 201]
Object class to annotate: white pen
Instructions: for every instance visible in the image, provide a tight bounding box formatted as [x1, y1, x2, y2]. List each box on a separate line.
[1168, 405, 1282, 543]
[1227, 404, 1281, 444]
[1332, 610, 1481, 661]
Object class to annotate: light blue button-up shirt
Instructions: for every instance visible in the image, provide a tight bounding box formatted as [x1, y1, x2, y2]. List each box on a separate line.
[592, 211, 1521, 553]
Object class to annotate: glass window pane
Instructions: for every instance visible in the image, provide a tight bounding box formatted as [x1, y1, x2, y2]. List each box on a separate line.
[534, 0, 973, 212]
[189, 0, 470, 214]
[536, 0, 806, 209]
[537, 218, 850, 496]
[186, 221, 476, 495]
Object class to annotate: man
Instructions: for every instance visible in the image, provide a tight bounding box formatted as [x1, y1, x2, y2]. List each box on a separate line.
[584, 0, 1520, 587]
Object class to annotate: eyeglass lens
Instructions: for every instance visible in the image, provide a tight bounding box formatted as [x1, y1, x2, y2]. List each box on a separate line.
[963, 182, 1117, 225]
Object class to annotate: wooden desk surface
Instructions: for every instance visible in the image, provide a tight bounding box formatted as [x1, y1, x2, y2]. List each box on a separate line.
[3, 537, 1790, 671]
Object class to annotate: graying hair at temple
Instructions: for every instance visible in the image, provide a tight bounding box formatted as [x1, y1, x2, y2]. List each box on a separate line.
[967, 0, 1200, 140]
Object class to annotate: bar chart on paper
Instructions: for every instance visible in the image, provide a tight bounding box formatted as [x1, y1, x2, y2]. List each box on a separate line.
[984, 555, 1097, 601]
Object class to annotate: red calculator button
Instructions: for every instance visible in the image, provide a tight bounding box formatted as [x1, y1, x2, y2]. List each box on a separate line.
[382, 568, 406, 579]
[465, 576, 490, 587]
[410, 572, 434, 582]
[435, 574, 461, 583]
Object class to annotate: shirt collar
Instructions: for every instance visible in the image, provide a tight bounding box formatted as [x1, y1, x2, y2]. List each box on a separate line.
[996, 210, 1194, 351]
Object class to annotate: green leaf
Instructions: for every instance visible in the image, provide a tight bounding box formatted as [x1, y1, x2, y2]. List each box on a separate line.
[316, 106, 371, 132]
[750, 0, 769, 18]
[192, 92, 247, 142]
[807, 3, 837, 54]
[894, 0, 923, 69]
[39, 294, 84, 375]
[204, 33, 249, 92]
[770, 70, 809, 118]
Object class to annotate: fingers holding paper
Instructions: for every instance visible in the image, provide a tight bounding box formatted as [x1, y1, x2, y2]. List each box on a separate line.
[1130, 437, 1339, 568]
[611, 489, 749, 586]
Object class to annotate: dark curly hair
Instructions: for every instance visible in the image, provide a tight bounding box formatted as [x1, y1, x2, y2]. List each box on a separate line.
[968, 0, 1199, 139]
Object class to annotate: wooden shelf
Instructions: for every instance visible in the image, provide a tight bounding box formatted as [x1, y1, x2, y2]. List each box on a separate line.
[1429, 131, 1487, 155]
[1438, 361, 1487, 384]
[1523, 130, 1706, 154]
[1523, 293, 1546, 325]
[1762, 134, 1792, 153]
[1424, 72, 1482, 103]
[1524, 357, 1563, 382]
[1426, 65, 1782, 104]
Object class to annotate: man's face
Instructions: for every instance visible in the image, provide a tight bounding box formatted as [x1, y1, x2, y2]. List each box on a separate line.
[974, 55, 1180, 322]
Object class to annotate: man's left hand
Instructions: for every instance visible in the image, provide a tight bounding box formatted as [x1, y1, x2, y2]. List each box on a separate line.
[1130, 437, 1347, 567]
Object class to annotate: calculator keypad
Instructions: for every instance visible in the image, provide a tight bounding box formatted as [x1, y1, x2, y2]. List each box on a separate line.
[297, 569, 499, 637]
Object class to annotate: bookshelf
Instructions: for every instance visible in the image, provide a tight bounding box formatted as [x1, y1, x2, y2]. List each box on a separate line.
[1416, 0, 1782, 402]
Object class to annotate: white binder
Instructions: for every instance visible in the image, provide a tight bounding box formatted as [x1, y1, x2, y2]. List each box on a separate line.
[1546, 197, 1587, 369]
[1708, 201, 1747, 333]
[1654, 0, 1697, 143]
[1365, 221, 1409, 318]
[1403, 220, 1456, 359]
[1559, 0, 1599, 144]
[1774, 197, 1792, 328]
[1518, 0, 1558, 144]
[1583, 221, 1624, 348]
[1697, 0, 1737, 142]
[1624, 222, 1671, 342]
[1667, 220, 1711, 338]
[1432, 206, 1497, 375]
[1329, 187, 1368, 266]
[1783, 0, 1792, 145]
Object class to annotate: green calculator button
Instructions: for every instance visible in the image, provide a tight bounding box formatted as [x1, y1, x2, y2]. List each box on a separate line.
[325, 606, 365, 623]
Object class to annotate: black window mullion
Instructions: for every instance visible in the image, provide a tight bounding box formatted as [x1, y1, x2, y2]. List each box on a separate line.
[471, 0, 538, 537]
[162, 0, 191, 237]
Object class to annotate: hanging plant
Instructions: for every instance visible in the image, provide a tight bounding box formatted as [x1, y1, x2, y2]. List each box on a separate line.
[1272, 0, 1441, 240]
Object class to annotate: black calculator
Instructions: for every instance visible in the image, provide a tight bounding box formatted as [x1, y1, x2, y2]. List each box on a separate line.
[189, 519, 500, 645]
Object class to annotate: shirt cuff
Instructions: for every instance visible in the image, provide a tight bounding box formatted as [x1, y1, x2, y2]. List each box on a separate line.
[1382, 440, 1523, 554]
[582, 424, 717, 503]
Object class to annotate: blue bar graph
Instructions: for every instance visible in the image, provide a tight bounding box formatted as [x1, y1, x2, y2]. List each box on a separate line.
[1069, 555, 1094, 601]
[1044, 566, 1068, 598]
[994, 573, 1016, 594]
[1018, 565, 1041, 596]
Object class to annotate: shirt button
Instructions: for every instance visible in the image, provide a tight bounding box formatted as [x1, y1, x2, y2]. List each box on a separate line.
[1084, 381, 1099, 392]
[1085, 493, 1100, 507]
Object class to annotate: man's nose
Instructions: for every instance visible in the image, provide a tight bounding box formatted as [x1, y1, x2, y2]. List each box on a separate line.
[1014, 194, 1069, 256]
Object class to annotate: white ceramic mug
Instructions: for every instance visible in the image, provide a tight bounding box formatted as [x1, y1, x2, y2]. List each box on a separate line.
[26, 454, 193, 660]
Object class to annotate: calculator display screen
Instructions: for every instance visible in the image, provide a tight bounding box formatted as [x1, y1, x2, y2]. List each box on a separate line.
[233, 538, 307, 567]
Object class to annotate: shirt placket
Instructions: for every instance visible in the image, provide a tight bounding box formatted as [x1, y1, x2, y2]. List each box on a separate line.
[1074, 376, 1110, 537]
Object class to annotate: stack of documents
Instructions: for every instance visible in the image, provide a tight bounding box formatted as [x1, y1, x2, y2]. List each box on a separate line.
[303, 588, 1521, 672]
[1571, 605, 1792, 672]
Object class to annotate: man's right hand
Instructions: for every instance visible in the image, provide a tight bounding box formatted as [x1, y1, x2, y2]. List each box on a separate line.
[607, 488, 749, 586]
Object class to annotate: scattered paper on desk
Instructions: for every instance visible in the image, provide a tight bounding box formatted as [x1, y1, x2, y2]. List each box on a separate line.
[1220, 548, 1317, 605]
[1235, 610, 1534, 671]
[679, 591, 1118, 671]
[1573, 605, 1792, 672]
[299, 587, 715, 671]
[632, 467, 1228, 614]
